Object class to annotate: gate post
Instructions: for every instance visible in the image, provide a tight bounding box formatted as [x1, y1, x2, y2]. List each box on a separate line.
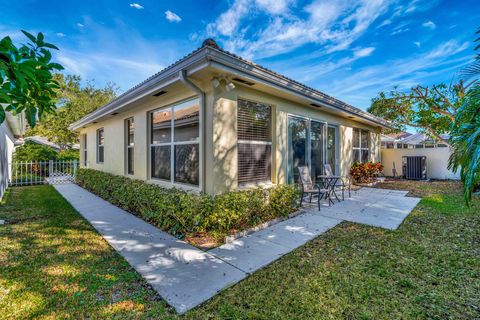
[73, 160, 77, 180]
[49, 160, 53, 177]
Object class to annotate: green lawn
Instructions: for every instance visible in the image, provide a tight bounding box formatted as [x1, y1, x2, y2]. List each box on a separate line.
[1, 182, 479, 319]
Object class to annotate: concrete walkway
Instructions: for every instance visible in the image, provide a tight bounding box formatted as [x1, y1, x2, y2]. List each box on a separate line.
[54, 183, 420, 314]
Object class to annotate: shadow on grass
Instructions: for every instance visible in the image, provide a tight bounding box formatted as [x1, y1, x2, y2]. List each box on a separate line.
[0, 185, 171, 319]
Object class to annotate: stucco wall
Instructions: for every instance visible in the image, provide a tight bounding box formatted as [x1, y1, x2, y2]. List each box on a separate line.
[381, 148, 460, 180]
[78, 82, 382, 195]
[0, 122, 15, 200]
[209, 85, 381, 194]
[79, 87, 197, 185]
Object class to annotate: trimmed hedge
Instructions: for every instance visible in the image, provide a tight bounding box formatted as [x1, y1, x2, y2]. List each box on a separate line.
[76, 169, 299, 239]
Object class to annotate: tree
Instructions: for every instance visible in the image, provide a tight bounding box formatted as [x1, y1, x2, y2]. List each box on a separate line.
[0, 30, 63, 127]
[13, 141, 58, 162]
[448, 28, 480, 204]
[26, 74, 117, 149]
[367, 82, 470, 145]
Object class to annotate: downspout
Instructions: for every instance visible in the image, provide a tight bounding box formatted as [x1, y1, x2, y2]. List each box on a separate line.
[179, 69, 206, 192]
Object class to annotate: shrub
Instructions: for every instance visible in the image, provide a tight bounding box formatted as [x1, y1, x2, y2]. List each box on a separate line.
[350, 161, 383, 183]
[57, 149, 79, 161]
[76, 169, 300, 240]
[13, 141, 58, 162]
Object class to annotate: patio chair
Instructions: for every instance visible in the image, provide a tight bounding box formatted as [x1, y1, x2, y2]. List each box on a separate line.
[297, 166, 330, 210]
[324, 163, 351, 200]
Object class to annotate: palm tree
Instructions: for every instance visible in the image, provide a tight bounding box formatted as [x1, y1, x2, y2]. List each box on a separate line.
[448, 28, 480, 204]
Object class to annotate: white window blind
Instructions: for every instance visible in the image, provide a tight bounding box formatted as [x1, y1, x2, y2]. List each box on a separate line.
[237, 99, 272, 184]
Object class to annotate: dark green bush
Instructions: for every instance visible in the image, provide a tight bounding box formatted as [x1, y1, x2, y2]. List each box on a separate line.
[76, 169, 300, 239]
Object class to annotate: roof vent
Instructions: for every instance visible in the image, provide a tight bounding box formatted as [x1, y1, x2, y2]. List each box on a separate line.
[232, 77, 255, 86]
[153, 90, 167, 97]
[202, 38, 220, 49]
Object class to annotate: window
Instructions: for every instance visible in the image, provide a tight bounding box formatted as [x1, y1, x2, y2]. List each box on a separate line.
[82, 134, 87, 166]
[237, 99, 272, 184]
[96, 128, 104, 163]
[150, 98, 200, 186]
[125, 118, 134, 175]
[352, 128, 369, 162]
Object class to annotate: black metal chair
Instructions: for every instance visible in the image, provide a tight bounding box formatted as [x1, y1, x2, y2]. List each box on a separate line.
[298, 166, 330, 210]
[324, 164, 351, 200]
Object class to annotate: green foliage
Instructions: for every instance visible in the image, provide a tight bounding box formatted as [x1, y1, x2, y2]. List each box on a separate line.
[25, 74, 117, 149]
[57, 148, 79, 161]
[449, 28, 480, 204]
[0, 30, 63, 127]
[13, 141, 79, 162]
[13, 141, 57, 162]
[368, 83, 464, 143]
[76, 169, 300, 239]
[350, 162, 383, 183]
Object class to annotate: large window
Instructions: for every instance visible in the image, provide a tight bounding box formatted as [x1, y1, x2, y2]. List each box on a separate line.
[125, 118, 134, 175]
[96, 128, 104, 163]
[237, 99, 272, 184]
[352, 128, 369, 163]
[150, 98, 200, 186]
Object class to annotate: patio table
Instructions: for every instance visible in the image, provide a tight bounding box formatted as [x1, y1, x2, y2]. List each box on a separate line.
[317, 175, 342, 204]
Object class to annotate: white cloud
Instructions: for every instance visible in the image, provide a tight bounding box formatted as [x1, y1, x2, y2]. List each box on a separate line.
[354, 47, 375, 57]
[321, 40, 470, 108]
[255, 0, 294, 15]
[165, 10, 181, 23]
[207, 0, 392, 59]
[129, 3, 144, 10]
[56, 32, 66, 37]
[77, 23, 84, 28]
[413, 41, 421, 48]
[422, 21, 436, 30]
[377, 19, 392, 28]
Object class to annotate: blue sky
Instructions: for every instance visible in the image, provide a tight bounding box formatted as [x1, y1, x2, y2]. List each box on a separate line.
[1, 0, 478, 110]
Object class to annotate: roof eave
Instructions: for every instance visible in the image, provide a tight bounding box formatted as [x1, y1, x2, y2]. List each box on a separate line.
[69, 48, 211, 131]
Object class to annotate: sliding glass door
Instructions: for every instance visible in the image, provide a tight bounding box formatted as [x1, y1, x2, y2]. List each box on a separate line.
[287, 116, 331, 183]
[287, 117, 308, 184]
[326, 126, 339, 175]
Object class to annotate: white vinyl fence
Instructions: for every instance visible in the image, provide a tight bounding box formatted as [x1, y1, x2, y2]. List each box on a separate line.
[8, 160, 78, 186]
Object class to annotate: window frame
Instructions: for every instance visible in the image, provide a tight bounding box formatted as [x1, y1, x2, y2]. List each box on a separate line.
[352, 128, 370, 163]
[125, 117, 134, 175]
[96, 128, 104, 164]
[82, 134, 87, 167]
[237, 98, 274, 186]
[147, 96, 202, 191]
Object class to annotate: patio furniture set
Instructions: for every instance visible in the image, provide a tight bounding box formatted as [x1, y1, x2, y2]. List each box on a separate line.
[298, 164, 351, 210]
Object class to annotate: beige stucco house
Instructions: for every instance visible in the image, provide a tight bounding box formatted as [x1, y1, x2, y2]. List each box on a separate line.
[70, 39, 390, 195]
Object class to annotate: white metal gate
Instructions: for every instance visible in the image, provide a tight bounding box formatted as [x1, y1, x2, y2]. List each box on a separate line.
[8, 160, 78, 186]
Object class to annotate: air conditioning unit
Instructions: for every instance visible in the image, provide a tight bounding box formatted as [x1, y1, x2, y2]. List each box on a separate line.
[402, 156, 427, 180]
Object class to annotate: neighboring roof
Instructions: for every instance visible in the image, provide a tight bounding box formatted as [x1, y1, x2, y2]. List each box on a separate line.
[71, 39, 391, 130]
[382, 132, 450, 144]
[21, 136, 62, 151]
[384, 132, 412, 140]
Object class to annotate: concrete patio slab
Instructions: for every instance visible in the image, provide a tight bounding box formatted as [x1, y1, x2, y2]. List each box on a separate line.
[209, 236, 292, 273]
[54, 183, 246, 314]
[251, 213, 342, 249]
[317, 188, 421, 230]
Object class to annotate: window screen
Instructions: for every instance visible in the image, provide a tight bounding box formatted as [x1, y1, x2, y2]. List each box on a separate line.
[237, 99, 272, 184]
[352, 128, 369, 163]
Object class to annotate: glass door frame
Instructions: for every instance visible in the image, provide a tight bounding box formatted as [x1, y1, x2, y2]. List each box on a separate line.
[287, 114, 328, 184]
[327, 124, 340, 175]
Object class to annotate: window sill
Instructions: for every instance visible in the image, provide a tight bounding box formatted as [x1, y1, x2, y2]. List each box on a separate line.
[147, 178, 201, 193]
[238, 181, 276, 190]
